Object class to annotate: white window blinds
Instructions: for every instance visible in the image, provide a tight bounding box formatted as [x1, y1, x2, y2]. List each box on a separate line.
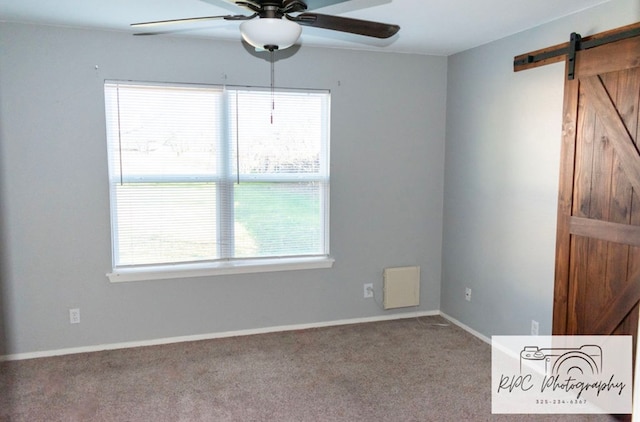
[104, 81, 330, 270]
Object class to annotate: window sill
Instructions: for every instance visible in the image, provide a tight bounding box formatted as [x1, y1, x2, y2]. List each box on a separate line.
[107, 256, 335, 283]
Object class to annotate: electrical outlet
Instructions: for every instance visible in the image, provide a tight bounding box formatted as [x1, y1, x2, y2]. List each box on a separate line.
[531, 320, 539, 336]
[364, 283, 374, 298]
[69, 308, 80, 324]
[465, 287, 472, 302]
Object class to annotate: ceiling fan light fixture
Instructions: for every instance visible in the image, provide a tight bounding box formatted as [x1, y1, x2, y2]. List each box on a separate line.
[240, 18, 302, 51]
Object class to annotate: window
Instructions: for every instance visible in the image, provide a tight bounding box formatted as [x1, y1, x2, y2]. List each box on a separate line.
[104, 81, 331, 281]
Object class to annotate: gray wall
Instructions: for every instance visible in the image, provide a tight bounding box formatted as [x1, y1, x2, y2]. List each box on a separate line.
[0, 23, 447, 355]
[441, 0, 640, 337]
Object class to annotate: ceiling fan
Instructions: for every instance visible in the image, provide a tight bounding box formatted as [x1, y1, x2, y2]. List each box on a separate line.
[131, 0, 400, 52]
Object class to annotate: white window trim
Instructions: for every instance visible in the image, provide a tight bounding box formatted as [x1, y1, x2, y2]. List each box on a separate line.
[104, 81, 331, 281]
[107, 256, 335, 283]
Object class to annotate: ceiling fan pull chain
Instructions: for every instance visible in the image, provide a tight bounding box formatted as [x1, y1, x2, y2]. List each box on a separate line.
[235, 89, 240, 185]
[270, 50, 275, 125]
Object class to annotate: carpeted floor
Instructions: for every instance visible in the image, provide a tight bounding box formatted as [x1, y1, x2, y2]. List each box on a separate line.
[0, 316, 621, 421]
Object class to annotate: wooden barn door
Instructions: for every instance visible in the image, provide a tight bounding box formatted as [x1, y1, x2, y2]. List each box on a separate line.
[553, 34, 640, 345]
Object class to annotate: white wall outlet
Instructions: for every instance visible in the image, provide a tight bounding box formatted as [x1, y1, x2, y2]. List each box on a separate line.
[465, 287, 472, 302]
[364, 283, 374, 298]
[69, 308, 80, 324]
[531, 320, 539, 336]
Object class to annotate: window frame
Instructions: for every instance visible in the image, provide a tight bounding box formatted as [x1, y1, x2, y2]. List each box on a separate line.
[104, 81, 333, 282]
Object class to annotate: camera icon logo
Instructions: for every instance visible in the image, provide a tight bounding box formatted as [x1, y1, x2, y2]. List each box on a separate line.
[520, 345, 602, 377]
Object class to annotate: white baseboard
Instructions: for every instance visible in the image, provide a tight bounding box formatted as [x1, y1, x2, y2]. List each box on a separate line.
[439, 312, 491, 344]
[1, 310, 440, 362]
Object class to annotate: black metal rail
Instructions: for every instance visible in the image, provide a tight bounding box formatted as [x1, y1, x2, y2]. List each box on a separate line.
[513, 25, 640, 80]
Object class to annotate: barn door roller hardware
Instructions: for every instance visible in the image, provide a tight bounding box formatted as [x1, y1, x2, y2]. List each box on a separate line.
[566, 32, 581, 80]
[514, 22, 640, 79]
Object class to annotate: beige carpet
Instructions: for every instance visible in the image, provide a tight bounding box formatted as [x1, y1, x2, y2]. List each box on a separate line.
[0, 316, 621, 421]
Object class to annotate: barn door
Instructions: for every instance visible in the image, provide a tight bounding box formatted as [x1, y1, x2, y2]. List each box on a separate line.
[553, 34, 640, 345]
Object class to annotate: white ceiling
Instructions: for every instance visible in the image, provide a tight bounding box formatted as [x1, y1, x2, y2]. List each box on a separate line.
[0, 0, 613, 55]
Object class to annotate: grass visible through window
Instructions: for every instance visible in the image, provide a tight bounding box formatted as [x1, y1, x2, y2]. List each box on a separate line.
[234, 182, 323, 257]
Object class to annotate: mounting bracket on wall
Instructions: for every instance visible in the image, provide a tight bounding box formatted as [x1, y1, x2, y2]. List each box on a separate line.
[513, 22, 640, 80]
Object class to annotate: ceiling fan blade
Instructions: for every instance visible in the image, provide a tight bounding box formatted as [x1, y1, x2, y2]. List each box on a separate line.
[131, 14, 254, 28]
[290, 13, 399, 39]
[303, 0, 352, 11]
[133, 28, 210, 36]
